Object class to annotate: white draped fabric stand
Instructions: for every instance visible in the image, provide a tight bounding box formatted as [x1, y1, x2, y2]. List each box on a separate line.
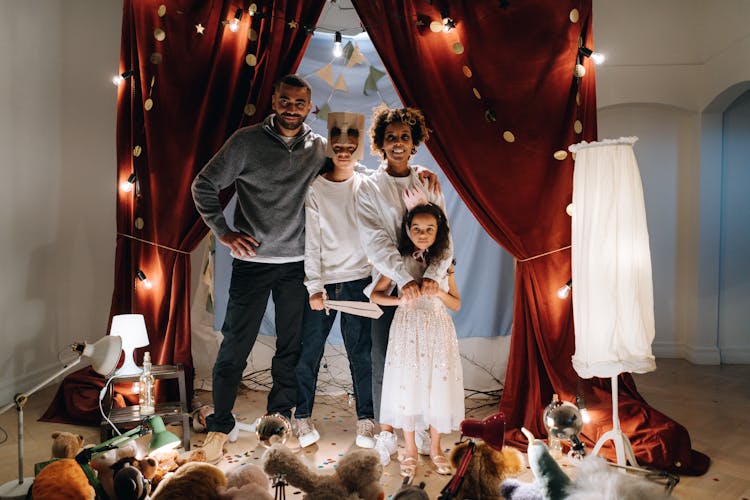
[569, 137, 656, 466]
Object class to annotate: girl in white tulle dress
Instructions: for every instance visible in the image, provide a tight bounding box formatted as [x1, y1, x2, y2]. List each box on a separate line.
[370, 201, 464, 478]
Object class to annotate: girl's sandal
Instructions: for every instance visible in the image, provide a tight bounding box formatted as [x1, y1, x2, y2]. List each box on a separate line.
[399, 456, 417, 478]
[430, 453, 452, 475]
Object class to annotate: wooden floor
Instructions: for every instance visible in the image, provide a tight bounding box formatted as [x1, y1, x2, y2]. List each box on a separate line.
[1, 358, 749, 498]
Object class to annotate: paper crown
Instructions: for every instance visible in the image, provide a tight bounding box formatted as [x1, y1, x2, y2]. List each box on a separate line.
[402, 186, 429, 211]
[326, 112, 366, 161]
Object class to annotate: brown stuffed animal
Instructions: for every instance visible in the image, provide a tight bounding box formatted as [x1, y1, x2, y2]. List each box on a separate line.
[150, 461, 227, 500]
[32, 458, 95, 500]
[449, 441, 525, 500]
[263, 444, 384, 500]
[50, 431, 85, 458]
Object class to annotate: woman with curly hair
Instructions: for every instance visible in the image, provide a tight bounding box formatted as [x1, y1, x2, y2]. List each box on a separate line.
[356, 105, 454, 470]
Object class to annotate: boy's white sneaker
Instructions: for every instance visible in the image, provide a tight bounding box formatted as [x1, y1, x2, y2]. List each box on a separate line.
[295, 418, 320, 448]
[355, 419, 376, 449]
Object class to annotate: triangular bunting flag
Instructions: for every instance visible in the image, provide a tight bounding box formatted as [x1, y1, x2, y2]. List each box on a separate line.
[346, 43, 366, 67]
[343, 41, 355, 62]
[317, 102, 331, 121]
[363, 65, 386, 95]
[315, 63, 335, 88]
[334, 74, 348, 92]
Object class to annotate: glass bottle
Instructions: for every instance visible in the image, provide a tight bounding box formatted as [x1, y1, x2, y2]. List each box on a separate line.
[546, 394, 563, 459]
[139, 352, 155, 415]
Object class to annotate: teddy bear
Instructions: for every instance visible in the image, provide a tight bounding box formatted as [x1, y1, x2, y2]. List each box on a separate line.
[448, 440, 526, 500]
[150, 461, 228, 499]
[221, 462, 274, 500]
[32, 458, 96, 500]
[262, 444, 384, 500]
[50, 431, 85, 458]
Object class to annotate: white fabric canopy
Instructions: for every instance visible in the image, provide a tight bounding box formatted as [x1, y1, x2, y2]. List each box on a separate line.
[569, 137, 656, 378]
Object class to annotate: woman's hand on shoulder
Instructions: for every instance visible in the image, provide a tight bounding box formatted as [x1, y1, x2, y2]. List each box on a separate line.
[416, 168, 442, 195]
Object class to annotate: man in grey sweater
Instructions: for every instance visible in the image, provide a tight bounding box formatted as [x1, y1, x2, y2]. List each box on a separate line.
[191, 74, 326, 462]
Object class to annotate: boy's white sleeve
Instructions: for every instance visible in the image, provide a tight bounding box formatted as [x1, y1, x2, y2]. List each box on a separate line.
[303, 188, 324, 296]
[423, 183, 454, 281]
[356, 181, 413, 289]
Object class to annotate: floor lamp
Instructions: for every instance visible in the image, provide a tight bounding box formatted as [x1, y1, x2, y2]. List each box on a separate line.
[568, 137, 657, 467]
[0, 336, 122, 500]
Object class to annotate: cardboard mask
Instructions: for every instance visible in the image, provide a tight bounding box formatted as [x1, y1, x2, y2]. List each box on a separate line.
[326, 112, 366, 161]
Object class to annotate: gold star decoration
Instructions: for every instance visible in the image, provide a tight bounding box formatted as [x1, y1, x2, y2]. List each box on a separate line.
[288, 19, 298, 29]
[195, 23, 205, 34]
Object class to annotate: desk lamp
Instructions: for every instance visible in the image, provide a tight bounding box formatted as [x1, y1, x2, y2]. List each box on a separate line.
[110, 314, 150, 376]
[0, 336, 122, 500]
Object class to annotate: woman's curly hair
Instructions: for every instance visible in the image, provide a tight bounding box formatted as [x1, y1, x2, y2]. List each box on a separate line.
[369, 104, 430, 159]
[398, 203, 450, 266]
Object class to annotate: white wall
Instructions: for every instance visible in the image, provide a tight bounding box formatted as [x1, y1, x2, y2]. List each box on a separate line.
[0, 1, 121, 403]
[595, 0, 750, 363]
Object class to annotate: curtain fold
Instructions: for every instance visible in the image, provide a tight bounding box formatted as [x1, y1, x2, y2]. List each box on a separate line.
[352, 0, 708, 475]
[42, 0, 326, 423]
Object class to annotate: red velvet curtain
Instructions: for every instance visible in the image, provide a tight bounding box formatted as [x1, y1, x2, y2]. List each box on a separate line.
[353, 0, 708, 475]
[42, 0, 325, 424]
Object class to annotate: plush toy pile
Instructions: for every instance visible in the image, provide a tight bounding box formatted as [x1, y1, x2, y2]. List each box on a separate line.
[499, 428, 677, 500]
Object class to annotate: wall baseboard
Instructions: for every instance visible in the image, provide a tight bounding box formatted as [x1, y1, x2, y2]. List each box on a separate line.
[652, 341, 721, 365]
[720, 346, 750, 364]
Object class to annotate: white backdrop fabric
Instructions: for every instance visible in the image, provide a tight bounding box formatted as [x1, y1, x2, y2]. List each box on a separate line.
[569, 138, 656, 378]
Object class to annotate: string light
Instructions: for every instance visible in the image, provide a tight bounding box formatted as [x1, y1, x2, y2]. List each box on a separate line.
[120, 172, 137, 193]
[228, 8, 242, 32]
[112, 70, 134, 86]
[578, 46, 605, 65]
[441, 11, 457, 32]
[248, 3, 257, 16]
[136, 270, 153, 290]
[557, 279, 572, 299]
[332, 31, 343, 58]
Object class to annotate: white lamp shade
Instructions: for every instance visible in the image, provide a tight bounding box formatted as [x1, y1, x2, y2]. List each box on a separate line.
[82, 336, 123, 375]
[110, 314, 150, 376]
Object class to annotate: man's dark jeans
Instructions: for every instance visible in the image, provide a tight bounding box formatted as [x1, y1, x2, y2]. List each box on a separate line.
[206, 260, 305, 434]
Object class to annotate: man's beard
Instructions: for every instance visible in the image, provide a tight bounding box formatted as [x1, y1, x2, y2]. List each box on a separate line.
[277, 113, 305, 130]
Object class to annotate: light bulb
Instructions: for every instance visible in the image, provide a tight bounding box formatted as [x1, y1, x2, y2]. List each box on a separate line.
[136, 269, 153, 290]
[228, 8, 242, 32]
[333, 31, 343, 58]
[442, 16, 456, 32]
[120, 172, 137, 193]
[591, 52, 605, 65]
[557, 280, 572, 299]
[580, 407, 591, 424]
[112, 75, 124, 85]
[574, 63, 586, 77]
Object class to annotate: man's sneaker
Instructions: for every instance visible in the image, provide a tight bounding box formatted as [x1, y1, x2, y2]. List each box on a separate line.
[355, 419, 376, 448]
[200, 431, 228, 463]
[415, 427, 432, 456]
[295, 418, 320, 448]
[374, 430, 398, 465]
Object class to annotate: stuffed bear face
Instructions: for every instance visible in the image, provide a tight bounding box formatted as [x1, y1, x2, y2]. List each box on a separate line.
[51, 431, 85, 458]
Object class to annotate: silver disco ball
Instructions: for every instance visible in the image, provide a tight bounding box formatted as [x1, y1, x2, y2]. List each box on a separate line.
[256, 413, 291, 448]
[543, 401, 583, 441]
